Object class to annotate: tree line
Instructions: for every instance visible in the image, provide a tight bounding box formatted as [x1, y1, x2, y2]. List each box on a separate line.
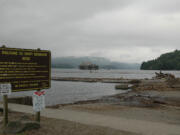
[141, 50, 180, 70]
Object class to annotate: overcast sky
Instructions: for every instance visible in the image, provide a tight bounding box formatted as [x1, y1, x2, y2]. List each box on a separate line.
[0, 0, 180, 63]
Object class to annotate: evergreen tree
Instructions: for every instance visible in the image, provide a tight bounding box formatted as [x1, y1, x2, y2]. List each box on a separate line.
[141, 50, 180, 70]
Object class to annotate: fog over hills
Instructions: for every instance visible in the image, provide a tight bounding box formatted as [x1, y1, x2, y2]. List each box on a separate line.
[52, 57, 140, 69]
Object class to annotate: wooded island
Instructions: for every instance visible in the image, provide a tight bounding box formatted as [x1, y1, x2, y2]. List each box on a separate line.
[141, 50, 180, 70]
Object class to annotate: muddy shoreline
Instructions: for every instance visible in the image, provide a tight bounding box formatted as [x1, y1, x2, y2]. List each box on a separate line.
[50, 75, 180, 108]
[49, 89, 180, 126]
[49, 90, 180, 109]
[8, 76, 180, 109]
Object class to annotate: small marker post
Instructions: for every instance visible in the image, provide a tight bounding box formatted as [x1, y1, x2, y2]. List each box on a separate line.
[3, 95, 8, 127]
[35, 89, 41, 123]
[33, 89, 45, 123]
[0, 83, 11, 128]
[35, 110, 40, 123]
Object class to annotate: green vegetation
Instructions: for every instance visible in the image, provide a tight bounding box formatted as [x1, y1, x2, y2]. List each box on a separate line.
[141, 50, 180, 70]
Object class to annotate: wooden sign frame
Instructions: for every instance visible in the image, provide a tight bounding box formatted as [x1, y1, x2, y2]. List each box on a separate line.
[0, 47, 51, 92]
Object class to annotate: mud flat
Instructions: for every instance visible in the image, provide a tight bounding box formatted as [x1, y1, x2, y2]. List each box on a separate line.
[52, 90, 180, 126]
[50, 75, 180, 125]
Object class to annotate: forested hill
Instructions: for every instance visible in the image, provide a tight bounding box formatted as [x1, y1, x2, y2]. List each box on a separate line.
[141, 50, 180, 70]
[52, 56, 140, 69]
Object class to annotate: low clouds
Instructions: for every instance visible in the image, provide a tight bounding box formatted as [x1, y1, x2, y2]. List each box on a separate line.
[0, 0, 180, 63]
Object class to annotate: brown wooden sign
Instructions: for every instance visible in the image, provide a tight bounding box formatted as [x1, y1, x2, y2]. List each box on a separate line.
[0, 47, 51, 92]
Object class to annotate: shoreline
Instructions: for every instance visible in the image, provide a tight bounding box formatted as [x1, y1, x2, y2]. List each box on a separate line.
[51, 77, 134, 83]
[1, 76, 180, 135]
[50, 75, 180, 108]
[51, 89, 180, 126]
[8, 75, 180, 108]
[49, 89, 180, 109]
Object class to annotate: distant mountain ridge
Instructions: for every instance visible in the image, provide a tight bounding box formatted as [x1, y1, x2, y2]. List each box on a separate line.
[52, 56, 140, 69]
[141, 50, 180, 70]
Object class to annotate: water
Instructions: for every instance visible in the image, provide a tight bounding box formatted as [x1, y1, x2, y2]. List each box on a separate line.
[52, 68, 180, 79]
[1, 69, 180, 106]
[8, 81, 122, 106]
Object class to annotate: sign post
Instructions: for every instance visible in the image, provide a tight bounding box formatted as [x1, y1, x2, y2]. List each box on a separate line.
[36, 110, 40, 122]
[0, 46, 51, 125]
[33, 90, 45, 122]
[35, 89, 40, 122]
[3, 95, 8, 127]
[0, 83, 12, 127]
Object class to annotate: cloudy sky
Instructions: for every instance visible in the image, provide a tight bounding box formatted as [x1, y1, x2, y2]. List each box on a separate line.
[0, 0, 180, 63]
